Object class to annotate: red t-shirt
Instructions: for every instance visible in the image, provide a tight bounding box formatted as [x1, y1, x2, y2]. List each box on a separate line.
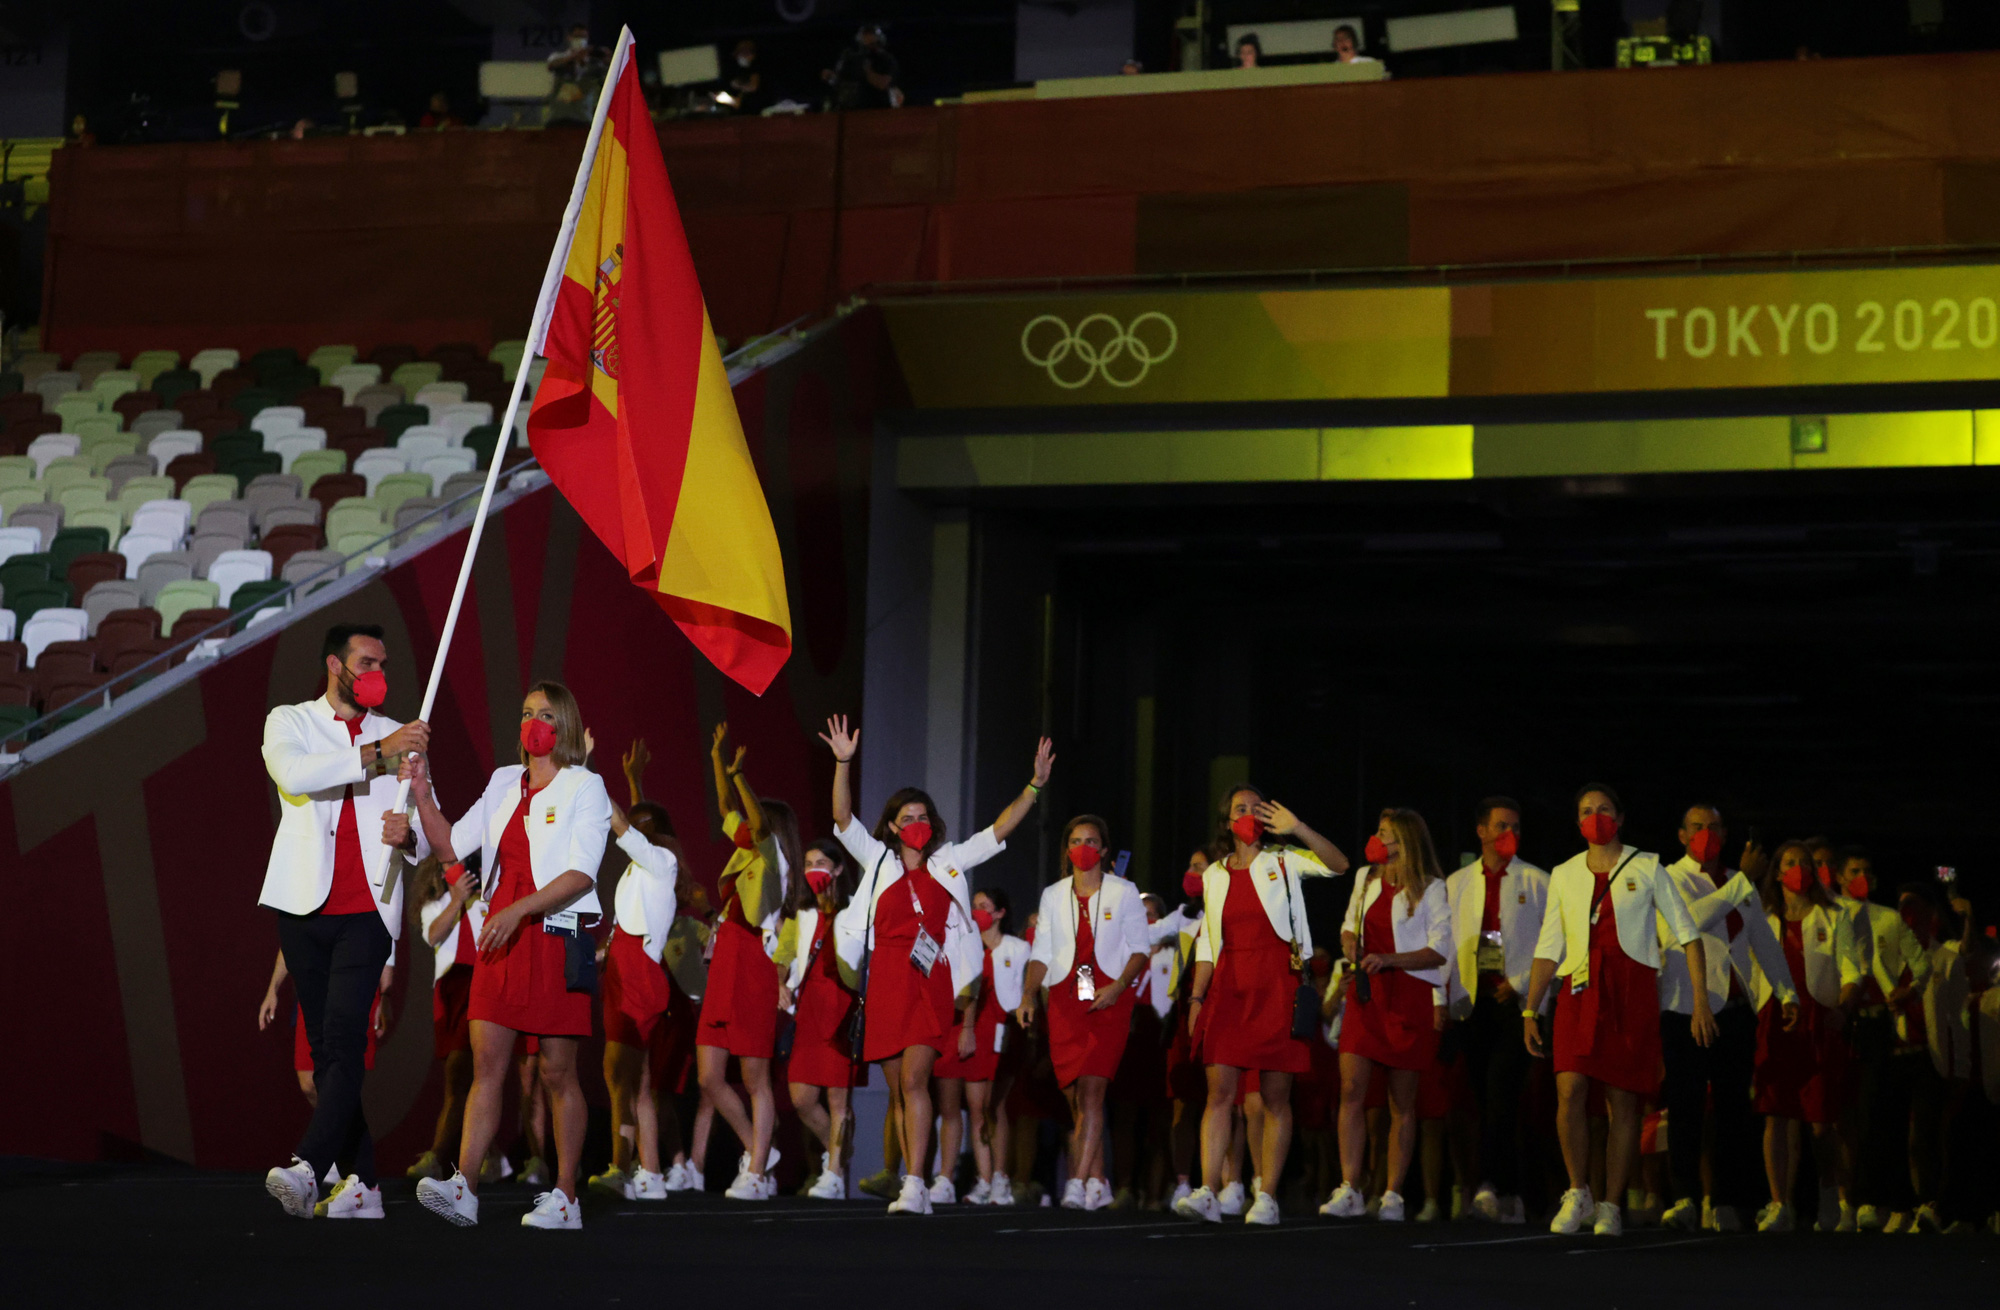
[320, 716, 378, 916]
[1480, 863, 1505, 935]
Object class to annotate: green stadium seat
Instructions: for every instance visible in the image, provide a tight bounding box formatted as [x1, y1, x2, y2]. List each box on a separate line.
[50, 526, 112, 577]
[224, 452, 283, 488]
[8, 579, 70, 623]
[375, 403, 429, 440]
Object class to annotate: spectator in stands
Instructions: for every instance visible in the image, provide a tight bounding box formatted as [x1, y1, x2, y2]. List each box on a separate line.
[548, 23, 609, 126]
[1236, 34, 1262, 68]
[1121, 59, 1144, 75]
[824, 23, 903, 111]
[725, 38, 768, 115]
[419, 92, 463, 129]
[1333, 25, 1382, 67]
[286, 118, 315, 141]
[66, 114, 95, 147]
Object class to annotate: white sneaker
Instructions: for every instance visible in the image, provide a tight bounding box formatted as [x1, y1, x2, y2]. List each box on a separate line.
[1218, 1181, 1247, 1216]
[1319, 1183, 1366, 1218]
[587, 1166, 631, 1200]
[1060, 1178, 1087, 1210]
[929, 1176, 958, 1206]
[522, 1189, 581, 1229]
[1378, 1191, 1407, 1223]
[1661, 1197, 1701, 1231]
[1914, 1202, 1945, 1233]
[809, 1169, 847, 1200]
[737, 1147, 781, 1178]
[664, 1161, 694, 1194]
[1834, 1201, 1858, 1233]
[991, 1173, 1016, 1207]
[630, 1168, 667, 1200]
[265, 1158, 319, 1218]
[964, 1178, 993, 1205]
[1855, 1204, 1883, 1231]
[725, 1170, 769, 1201]
[1245, 1191, 1281, 1226]
[1174, 1185, 1222, 1223]
[322, 1163, 341, 1187]
[888, 1174, 933, 1215]
[1170, 1180, 1191, 1209]
[1711, 1204, 1742, 1233]
[520, 1156, 550, 1189]
[1084, 1179, 1112, 1211]
[1551, 1186, 1595, 1234]
[1593, 1201, 1623, 1237]
[1499, 1195, 1527, 1225]
[416, 1170, 480, 1226]
[315, 1175, 384, 1219]
[1757, 1202, 1794, 1232]
[1414, 1198, 1440, 1223]
[1471, 1185, 1501, 1222]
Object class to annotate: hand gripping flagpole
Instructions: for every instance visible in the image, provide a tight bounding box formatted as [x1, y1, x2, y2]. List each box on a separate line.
[390, 27, 636, 819]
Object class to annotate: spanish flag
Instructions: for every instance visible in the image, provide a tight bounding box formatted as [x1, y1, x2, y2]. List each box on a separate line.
[527, 30, 791, 695]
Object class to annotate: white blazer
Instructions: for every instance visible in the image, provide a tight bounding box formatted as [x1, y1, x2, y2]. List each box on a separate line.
[258, 695, 430, 939]
[831, 817, 1003, 998]
[611, 827, 679, 963]
[1193, 846, 1337, 970]
[1534, 848, 1700, 982]
[1342, 867, 1453, 1000]
[1028, 873, 1151, 991]
[447, 764, 612, 919]
[1922, 941, 1971, 1079]
[418, 892, 486, 983]
[783, 906, 836, 992]
[1443, 856, 1549, 1008]
[1657, 859, 1796, 1014]
[988, 934, 1031, 1012]
[1844, 896, 1933, 1001]
[1141, 943, 1177, 1018]
[1753, 904, 1863, 1009]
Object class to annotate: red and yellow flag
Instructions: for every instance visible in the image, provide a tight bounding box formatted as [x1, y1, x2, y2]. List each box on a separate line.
[527, 37, 790, 694]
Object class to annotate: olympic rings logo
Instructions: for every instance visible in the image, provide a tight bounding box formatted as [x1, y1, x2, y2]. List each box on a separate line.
[1019, 312, 1178, 389]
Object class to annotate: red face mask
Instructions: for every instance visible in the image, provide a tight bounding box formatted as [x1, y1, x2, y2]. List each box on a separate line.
[520, 718, 557, 757]
[898, 820, 933, 851]
[1814, 861, 1836, 889]
[1491, 830, 1519, 863]
[1182, 869, 1205, 899]
[349, 669, 387, 708]
[1780, 865, 1810, 894]
[1687, 828, 1723, 866]
[1363, 835, 1391, 865]
[1230, 813, 1263, 845]
[1842, 874, 1869, 901]
[804, 866, 834, 896]
[1069, 844, 1102, 872]
[973, 908, 995, 933]
[1579, 812, 1618, 846]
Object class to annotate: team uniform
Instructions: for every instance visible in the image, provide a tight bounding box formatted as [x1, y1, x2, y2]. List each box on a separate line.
[601, 826, 680, 1058]
[1752, 903, 1861, 1124]
[777, 905, 862, 1088]
[1338, 868, 1452, 1072]
[1196, 847, 1336, 1075]
[1030, 873, 1150, 1086]
[697, 812, 789, 1059]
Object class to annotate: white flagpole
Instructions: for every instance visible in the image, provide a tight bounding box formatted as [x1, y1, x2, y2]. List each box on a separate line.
[390, 26, 635, 815]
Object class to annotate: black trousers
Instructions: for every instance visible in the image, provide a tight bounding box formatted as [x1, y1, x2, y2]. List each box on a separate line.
[276, 909, 392, 1187]
[1853, 1021, 1924, 1212]
[1659, 1003, 1758, 1210]
[1461, 986, 1531, 1195]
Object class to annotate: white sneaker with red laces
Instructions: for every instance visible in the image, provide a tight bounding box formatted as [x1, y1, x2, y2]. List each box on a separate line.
[265, 1157, 318, 1218]
[888, 1174, 933, 1215]
[315, 1175, 384, 1219]
[522, 1189, 582, 1229]
[416, 1170, 480, 1226]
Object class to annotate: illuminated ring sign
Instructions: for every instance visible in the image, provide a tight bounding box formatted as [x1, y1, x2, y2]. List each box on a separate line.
[1020, 312, 1178, 389]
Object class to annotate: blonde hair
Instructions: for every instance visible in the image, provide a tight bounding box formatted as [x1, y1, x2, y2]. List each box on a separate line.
[1378, 807, 1443, 911]
[520, 680, 589, 769]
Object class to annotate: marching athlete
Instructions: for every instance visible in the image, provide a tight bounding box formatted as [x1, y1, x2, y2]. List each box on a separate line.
[934, 887, 1029, 1205]
[778, 838, 862, 1200]
[407, 856, 484, 1183]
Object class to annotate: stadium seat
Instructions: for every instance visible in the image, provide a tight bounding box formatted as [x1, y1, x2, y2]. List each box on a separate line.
[315, 406, 366, 439]
[169, 608, 234, 645]
[92, 370, 140, 401]
[5, 413, 62, 444]
[352, 449, 407, 495]
[8, 502, 62, 549]
[14, 351, 61, 380]
[431, 402, 492, 442]
[115, 475, 176, 521]
[439, 470, 488, 505]
[331, 432, 386, 467]
[83, 585, 145, 636]
[0, 454, 30, 484]
[55, 483, 112, 519]
[375, 403, 429, 441]
[148, 430, 202, 465]
[117, 531, 176, 578]
[50, 524, 111, 574]
[308, 473, 366, 519]
[67, 507, 123, 543]
[291, 448, 346, 489]
[128, 499, 191, 542]
[229, 576, 288, 620]
[250, 346, 301, 376]
[10, 580, 71, 626]
[0, 702, 34, 747]
[54, 395, 103, 429]
[257, 501, 320, 535]
[135, 552, 194, 605]
[95, 606, 159, 659]
[270, 431, 327, 471]
[419, 449, 478, 493]
[0, 548, 50, 587]
[174, 388, 222, 422]
[73, 351, 121, 385]
[251, 405, 305, 437]
[245, 469, 303, 500]
[188, 349, 239, 384]
[2, 486, 44, 523]
[0, 633, 16, 666]
[0, 670, 28, 706]
[334, 534, 380, 571]
[394, 497, 444, 534]
[230, 387, 285, 421]
[84, 435, 141, 475]
[329, 365, 383, 406]
[351, 382, 403, 423]
[281, 549, 344, 591]
[397, 431, 449, 464]
[102, 453, 158, 495]
[224, 452, 284, 488]
[259, 523, 322, 574]
[207, 549, 273, 606]
[306, 344, 358, 377]
[195, 498, 254, 539]
[211, 431, 262, 467]
[374, 472, 433, 520]
[0, 521, 40, 561]
[131, 350, 181, 388]
[155, 580, 220, 632]
[151, 369, 203, 406]
[188, 532, 242, 578]
[106, 639, 173, 678]
[413, 381, 468, 409]
[111, 390, 163, 425]
[65, 552, 123, 602]
[21, 607, 87, 665]
[162, 452, 216, 494]
[35, 372, 82, 406]
[26, 432, 81, 473]
[390, 361, 443, 396]
[324, 501, 384, 545]
[369, 343, 418, 373]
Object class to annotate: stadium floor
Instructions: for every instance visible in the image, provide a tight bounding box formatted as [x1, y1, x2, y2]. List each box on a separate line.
[4, 1161, 1992, 1308]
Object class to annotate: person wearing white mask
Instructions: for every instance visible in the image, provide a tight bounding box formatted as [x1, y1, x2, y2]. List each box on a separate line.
[405, 682, 612, 1230]
[258, 623, 429, 1221]
[1320, 808, 1450, 1224]
[933, 887, 1028, 1205]
[1522, 784, 1711, 1238]
[1442, 796, 1547, 1225]
[1018, 815, 1152, 1211]
[1656, 804, 1795, 1233]
[820, 714, 1053, 1216]
[1751, 841, 1864, 1232]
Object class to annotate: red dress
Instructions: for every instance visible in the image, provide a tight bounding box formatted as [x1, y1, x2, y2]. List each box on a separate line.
[1339, 886, 1441, 1071]
[469, 783, 592, 1037]
[603, 927, 672, 1047]
[432, 905, 477, 1058]
[1552, 868, 1661, 1096]
[1201, 863, 1310, 1075]
[935, 946, 1005, 1082]
[862, 864, 958, 1062]
[788, 915, 860, 1088]
[1048, 890, 1136, 1087]
[1753, 918, 1849, 1123]
[698, 904, 780, 1058]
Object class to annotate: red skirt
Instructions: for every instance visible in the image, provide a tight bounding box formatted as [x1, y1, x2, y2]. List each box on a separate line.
[1552, 958, 1662, 1097]
[1753, 1000, 1849, 1123]
[698, 918, 780, 1059]
[1048, 973, 1135, 1087]
[934, 986, 1004, 1083]
[862, 940, 957, 1063]
[1113, 1004, 1170, 1105]
[1338, 969, 1441, 1071]
[1166, 999, 1207, 1101]
[1201, 942, 1310, 1075]
[432, 966, 474, 1058]
[294, 996, 381, 1072]
[656, 976, 698, 1095]
[788, 954, 860, 1089]
[468, 913, 593, 1041]
[604, 928, 672, 1048]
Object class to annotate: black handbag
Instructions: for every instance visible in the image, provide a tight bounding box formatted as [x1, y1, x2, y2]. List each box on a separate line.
[561, 925, 598, 994]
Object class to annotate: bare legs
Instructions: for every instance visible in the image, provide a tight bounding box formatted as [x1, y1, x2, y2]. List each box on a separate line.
[693, 1046, 776, 1176]
[535, 1036, 589, 1200]
[1338, 1055, 1418, 1194]
[604, 1042, 659, 1174]
[429, 1048, 472, 1164]
[457, 1023, 584, 1201]
[965, 1080, 996, 1182]
[1556, 1072, 1642, 1205]
[937, 1076, 967, 1182]
[1199, 1065, 1239, 1191]
[791, 1082, 852, 1173]
[1064, 1075, 1112, 1183]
